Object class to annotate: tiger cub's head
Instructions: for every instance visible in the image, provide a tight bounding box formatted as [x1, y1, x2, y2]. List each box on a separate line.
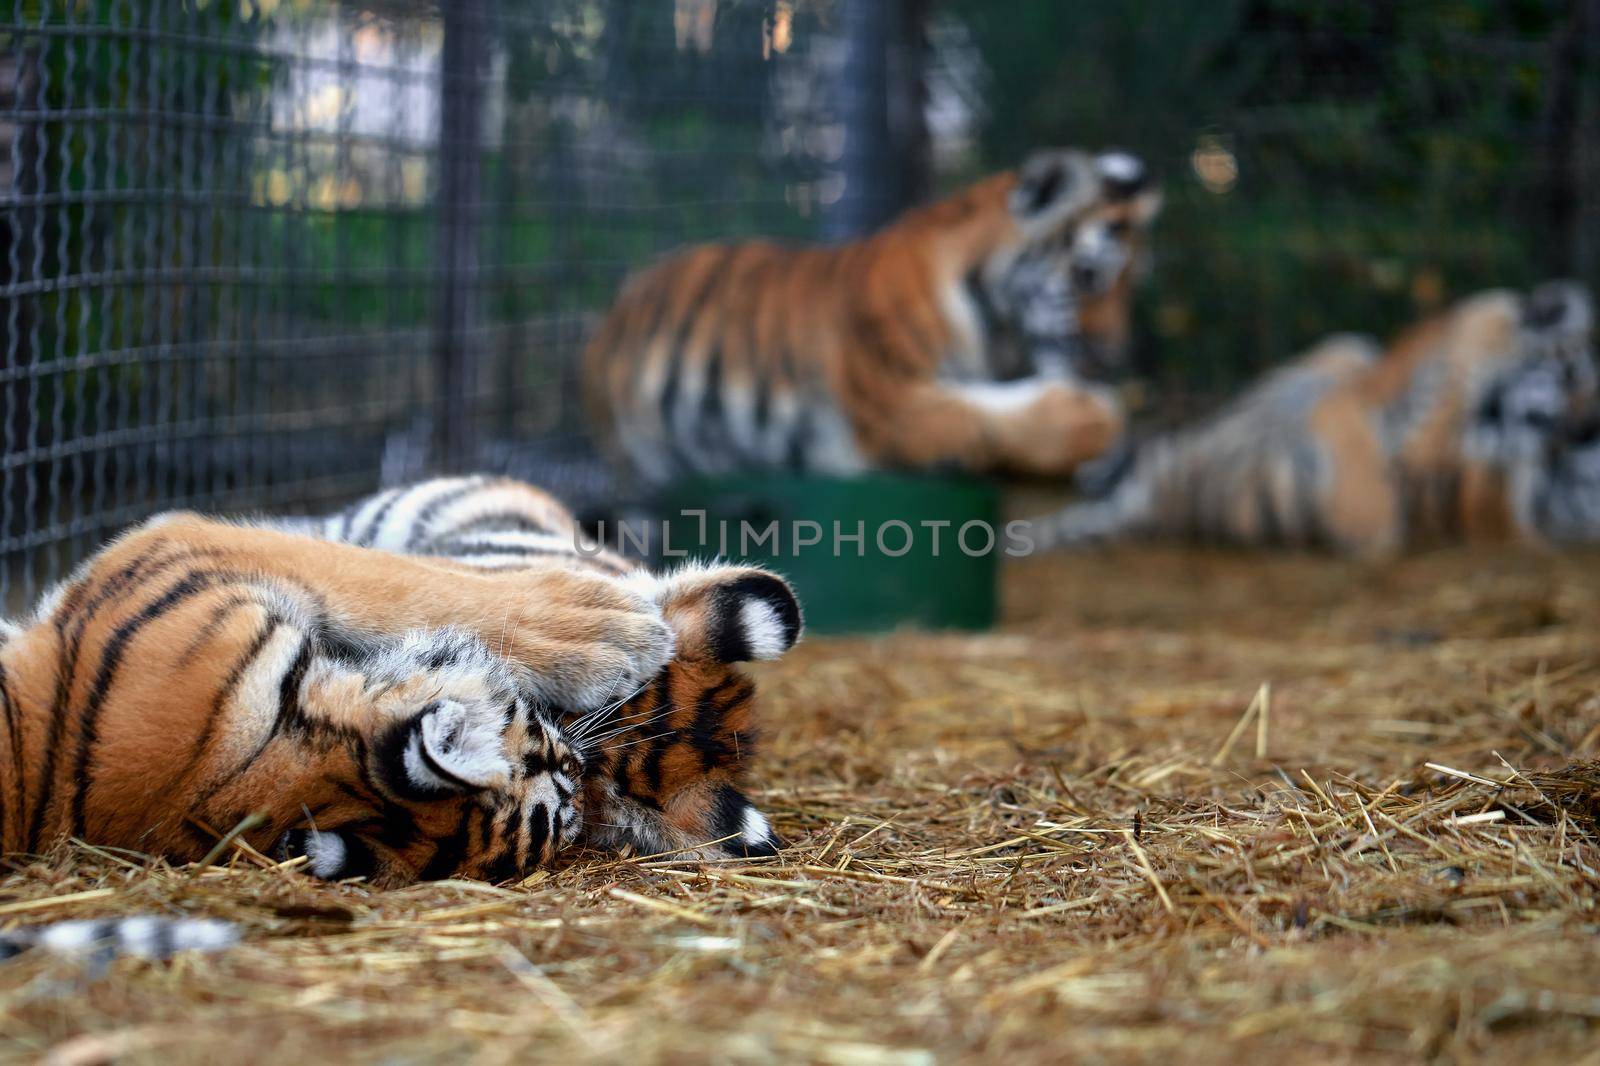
[1457, 281, 1600, 542]
[986, 147, 1162, 380]
[1462, 281, 1596, 468]
[566, 563, 803, 861]
[274, 627, 591, 887]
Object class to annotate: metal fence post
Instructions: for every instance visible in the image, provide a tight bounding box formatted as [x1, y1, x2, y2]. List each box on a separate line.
[1578, 0, 1600, 288]
[823, 0, 892, 242]
[1539, 0, 1587, 278]
[432, 0, 487, 472]
[822, 0, 930, 242]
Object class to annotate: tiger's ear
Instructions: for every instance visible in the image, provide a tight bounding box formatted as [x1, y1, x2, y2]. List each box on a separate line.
[636, 564, 803, 664]
[1524, 281, 1594, 340]
[1095, 150, 1162, 227]
[1009, 149, 1097, 222]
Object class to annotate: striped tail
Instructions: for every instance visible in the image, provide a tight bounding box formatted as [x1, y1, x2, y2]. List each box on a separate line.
[0, 916, 238, 963]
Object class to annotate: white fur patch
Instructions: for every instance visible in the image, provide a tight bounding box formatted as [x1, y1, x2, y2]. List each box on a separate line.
[738, 598, 790, 660]
[344, 486, 405, 545]
[1071, 221, 1132, 293]
[722, 384, 761, 465]
[32, 921, 106, 952]
[940, 277, 988, 378]
[27, 579, 70, 625]
[31, 917, 238, 958]
[741, 805, 773, 846]
[134, 510, 186, 532]
[957, 378, 1055, 416]
[524, 773, 560, 814]
[217, 623, 311, 764]
[804, 403, 869, 477]
[301, 830, 348, 879]
[1096, 151, 1143, 184]
[170, 919, 241, 954]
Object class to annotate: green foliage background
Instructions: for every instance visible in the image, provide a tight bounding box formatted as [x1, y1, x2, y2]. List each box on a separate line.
[948, 0, 1599, 398]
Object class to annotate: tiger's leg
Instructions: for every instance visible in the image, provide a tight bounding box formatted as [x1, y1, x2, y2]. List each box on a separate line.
[128, 513, 674, 713]
[1308, 393, 1403, 558]
[322, 476, 633, 576]
[858, 377, 1123, 477]
[1459, 459, 1542, 547]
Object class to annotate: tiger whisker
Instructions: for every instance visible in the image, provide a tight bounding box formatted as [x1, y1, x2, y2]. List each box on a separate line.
[568, 685, 647, 734]
[598, 729, 678, 752]
[577, 706, 677, 747]
[567, 682, 655, 740]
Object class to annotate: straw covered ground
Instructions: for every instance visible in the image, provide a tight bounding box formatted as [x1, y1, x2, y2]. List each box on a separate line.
[5, 546, 1600, 1064]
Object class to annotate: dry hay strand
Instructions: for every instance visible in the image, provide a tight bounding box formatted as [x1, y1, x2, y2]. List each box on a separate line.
[4, 546, 1600, 1064]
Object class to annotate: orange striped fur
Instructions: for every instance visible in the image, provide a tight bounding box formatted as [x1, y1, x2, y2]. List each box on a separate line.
[0, 478, 802, 885]
[583, 149, 1161, 486]
[1031, 283, 1598, 557]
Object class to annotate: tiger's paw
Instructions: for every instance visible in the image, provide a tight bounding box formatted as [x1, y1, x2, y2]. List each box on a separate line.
[518, 569, 677, 712]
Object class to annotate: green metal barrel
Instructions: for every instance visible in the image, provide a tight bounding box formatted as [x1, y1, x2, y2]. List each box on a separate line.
[653, 474, 1001, 634]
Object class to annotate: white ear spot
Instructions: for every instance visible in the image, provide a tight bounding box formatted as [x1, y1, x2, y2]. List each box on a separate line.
[301, 830, 348, 879]
[738, 598, 791, 661]
[1097, 151, 1143, 184]
[741, 805, 773, 846]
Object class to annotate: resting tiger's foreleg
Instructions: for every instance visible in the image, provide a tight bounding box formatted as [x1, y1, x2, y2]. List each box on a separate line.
[141, 513, 675, 713]
[857, 377, 1123, 477]
[1307, 391, 1403, 558]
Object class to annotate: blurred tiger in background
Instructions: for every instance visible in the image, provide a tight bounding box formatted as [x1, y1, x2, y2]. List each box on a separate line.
[582, 148, 1162, 487]
[1026, 282, 1597, 557]
[0, 478, 800, 894]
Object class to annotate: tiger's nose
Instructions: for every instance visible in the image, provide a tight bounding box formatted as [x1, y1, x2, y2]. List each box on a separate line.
[539, 811, 562, 864]
[1097, 151, 1149, 200]
[1072, 263, 1103, 292]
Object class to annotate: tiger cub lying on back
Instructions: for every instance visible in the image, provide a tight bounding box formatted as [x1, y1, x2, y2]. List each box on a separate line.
[1028, 283, 1597, 557]
[0, 477, 800, 887]
[583, 148, 1161, 486]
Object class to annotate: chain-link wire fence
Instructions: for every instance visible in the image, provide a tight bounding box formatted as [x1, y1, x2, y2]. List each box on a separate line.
[6, 0, 1600, 607]
[1, 0, 871, 607]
